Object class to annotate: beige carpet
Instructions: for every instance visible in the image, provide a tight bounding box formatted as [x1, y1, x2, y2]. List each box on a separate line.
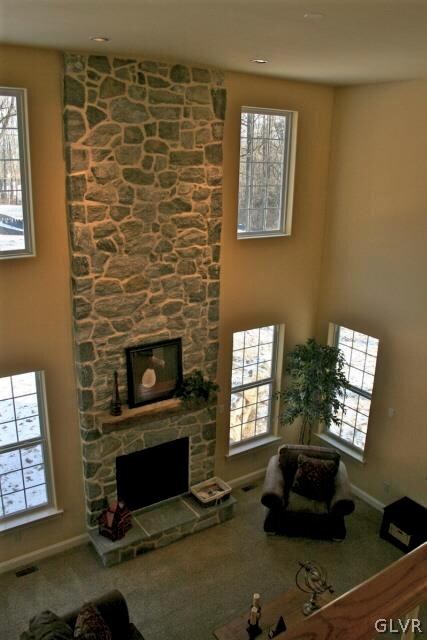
[0, 485, 415, 639]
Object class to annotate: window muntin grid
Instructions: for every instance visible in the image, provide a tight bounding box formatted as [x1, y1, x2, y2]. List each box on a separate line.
[0, 88, 35, 258]
[0, 372, 50, 518]
[230, 325, 277, 446]
[328, 326, 379, 451]
[237, 107, 296, 238]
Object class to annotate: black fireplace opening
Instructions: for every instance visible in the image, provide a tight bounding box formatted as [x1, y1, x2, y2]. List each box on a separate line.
[116, 437, 189, 511]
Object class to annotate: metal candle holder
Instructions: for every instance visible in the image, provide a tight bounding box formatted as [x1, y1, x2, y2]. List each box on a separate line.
[110, 370, 122, 416]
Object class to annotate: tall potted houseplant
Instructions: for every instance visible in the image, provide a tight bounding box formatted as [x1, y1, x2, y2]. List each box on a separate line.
[277, 338, 348, 445]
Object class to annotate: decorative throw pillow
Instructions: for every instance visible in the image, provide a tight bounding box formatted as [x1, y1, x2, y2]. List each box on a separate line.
[291, 454, 337, 501]
[20, 610, 73, 640]
[74, 603, 112, 640]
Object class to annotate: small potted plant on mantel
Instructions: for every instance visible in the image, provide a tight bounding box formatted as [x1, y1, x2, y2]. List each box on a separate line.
[276, 338, 348, 445]
[175, 369, 219, 409]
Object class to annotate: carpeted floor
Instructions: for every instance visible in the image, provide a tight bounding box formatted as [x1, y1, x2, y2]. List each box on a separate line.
[0, 485, 415, 639]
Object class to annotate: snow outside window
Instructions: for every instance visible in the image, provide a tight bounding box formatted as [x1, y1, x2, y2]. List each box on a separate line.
[329, 325, 379, 452]
[229, 325, 278, 448]
[0, 371, 53, 519]
[0, 87, 35, 259]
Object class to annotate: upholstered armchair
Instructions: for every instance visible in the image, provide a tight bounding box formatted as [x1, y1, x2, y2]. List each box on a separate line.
[261, 444, 355, 540]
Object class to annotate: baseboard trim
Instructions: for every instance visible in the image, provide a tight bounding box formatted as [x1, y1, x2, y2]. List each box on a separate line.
[351, 484, 385, 512]
[228, 472, 385, 513]
[0, 533, 89, 575]
[228, 468, 266, 489]
[0, 482, 383, 574]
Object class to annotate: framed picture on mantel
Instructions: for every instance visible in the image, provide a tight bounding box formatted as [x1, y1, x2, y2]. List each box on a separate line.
[125, 338, 183, 408]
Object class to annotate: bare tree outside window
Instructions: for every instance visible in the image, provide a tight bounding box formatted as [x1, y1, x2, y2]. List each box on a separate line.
[237, 107, 297, 238]
[0, 88, 35, 258]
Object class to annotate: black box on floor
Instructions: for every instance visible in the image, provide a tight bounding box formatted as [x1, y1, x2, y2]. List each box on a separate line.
[380, 496, 427, 553]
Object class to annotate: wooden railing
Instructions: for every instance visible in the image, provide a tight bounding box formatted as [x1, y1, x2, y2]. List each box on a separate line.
[278, 542, 427, 639]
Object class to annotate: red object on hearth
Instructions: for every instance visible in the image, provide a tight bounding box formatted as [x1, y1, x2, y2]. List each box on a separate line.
[98, 500, 132, 541]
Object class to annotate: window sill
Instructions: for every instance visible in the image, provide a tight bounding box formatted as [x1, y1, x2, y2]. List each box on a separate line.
[0, 507, 63, 534]
[315, 432, 365, 463]
[237, 232, 290, 240]
[226, 435, 282, 459]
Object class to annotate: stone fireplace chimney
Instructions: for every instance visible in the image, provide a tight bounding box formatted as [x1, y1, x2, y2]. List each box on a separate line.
[63, 53, 225, 528]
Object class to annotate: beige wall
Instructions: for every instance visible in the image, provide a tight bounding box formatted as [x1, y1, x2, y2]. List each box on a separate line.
[0, 45, 86, 563]
[216, 71, 334, 480]
[6, 45, 423, 565]
[316, 80, 427, 507]
[0, 47, 335, 566]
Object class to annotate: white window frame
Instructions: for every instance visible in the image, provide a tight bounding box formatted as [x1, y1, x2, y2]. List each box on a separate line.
[0, 371, 57, 526]
[237, 106, 298, 239]
[0, 87, 36, 259]
[228, 325, 283, 453]
[324, 323, 379, 456]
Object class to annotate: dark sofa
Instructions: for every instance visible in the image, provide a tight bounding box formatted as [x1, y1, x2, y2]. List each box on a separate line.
[21, 590, 143, 640]
[261, 444, 355, 540]
[62, 590, 143, 640]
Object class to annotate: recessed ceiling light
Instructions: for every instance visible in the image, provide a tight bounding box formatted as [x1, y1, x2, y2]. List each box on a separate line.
[250, 58, 269, 64]
[303, 12, 324, 21]
[90, 36, 110, 43]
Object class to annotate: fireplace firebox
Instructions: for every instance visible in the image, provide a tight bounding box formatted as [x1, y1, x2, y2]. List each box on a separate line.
[116, 437, 189, 511]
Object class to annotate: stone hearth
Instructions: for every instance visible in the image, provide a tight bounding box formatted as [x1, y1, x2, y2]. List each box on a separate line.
[89, 493, 236, 567]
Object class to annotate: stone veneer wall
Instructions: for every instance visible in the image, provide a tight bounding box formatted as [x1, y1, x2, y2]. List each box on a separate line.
[63, 53, 225, 526]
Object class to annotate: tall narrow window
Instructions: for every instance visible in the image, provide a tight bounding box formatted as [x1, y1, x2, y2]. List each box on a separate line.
[0, 87, 35, 259]
[0, 371, 54, 520]
[229, 325, 278, 447]
[329, 325, 379, 452]
[237, 107, 297, 238]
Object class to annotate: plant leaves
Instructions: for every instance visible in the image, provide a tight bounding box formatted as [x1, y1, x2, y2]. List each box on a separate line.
[278, 338, 348, 432]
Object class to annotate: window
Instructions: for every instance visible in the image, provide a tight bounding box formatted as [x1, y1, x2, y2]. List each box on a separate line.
[0, 87, 35, 259]
[0, 371, 54, 520]
[328, 325, 379, 452]
[237, 107, 297, 238]
[229, 325, 278, 447]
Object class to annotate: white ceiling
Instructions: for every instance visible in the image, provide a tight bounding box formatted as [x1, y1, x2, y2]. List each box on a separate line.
[1, 0, 427, 85]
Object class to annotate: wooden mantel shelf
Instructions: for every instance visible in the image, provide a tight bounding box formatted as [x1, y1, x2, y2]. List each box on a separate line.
[97, 398, 183, 434]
